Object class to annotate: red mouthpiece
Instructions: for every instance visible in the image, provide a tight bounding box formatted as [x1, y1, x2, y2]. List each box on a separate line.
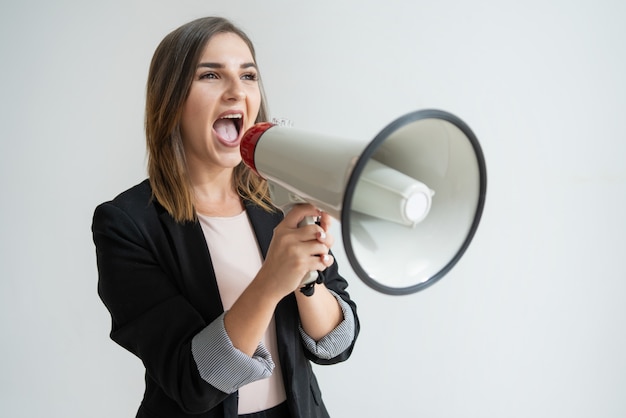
[240, 122, 275, 177]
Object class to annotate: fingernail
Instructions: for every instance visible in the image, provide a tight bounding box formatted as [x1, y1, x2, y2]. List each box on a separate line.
[322, 254, 330, 263]
[319, 231, 326, 240]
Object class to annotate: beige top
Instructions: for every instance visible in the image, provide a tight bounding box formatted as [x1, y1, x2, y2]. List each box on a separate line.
[197, 211, 287, 414]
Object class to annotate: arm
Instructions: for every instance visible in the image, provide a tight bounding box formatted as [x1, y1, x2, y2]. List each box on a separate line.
[295, 212, 359, 361]
[92, 202, 269, 413]
[295, 283, 343, 340]
[223, 204, 335, 356]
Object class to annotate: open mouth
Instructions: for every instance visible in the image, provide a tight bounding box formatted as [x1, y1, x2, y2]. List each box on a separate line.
[213, 113, 243, 145]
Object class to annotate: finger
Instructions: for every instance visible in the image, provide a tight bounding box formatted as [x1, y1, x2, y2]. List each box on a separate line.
[318, 211, 332, 232]
[319, 253, 334, 268]
[315, 228, 335, 249]
[284, 204, 321, 229]
[305, 240, 329, 256]
[291, 223, 327, 244]
[322, 231, 334, 248]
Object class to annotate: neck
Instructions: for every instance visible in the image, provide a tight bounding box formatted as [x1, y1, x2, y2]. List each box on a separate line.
[190, 168, 243, 217]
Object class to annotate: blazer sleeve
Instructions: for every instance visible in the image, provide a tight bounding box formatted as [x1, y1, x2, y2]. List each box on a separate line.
[92, 201, 229, 414]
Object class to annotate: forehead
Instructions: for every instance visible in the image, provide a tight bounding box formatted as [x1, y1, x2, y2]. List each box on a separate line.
[199, 32, 254, 62]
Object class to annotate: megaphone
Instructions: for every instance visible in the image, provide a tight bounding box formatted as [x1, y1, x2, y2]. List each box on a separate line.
[240, 109, 487, 295]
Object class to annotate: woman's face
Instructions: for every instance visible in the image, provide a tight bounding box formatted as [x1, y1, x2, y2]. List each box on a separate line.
[180, 32, 261, 173]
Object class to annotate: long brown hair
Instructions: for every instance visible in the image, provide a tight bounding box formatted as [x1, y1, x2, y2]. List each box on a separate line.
[145, 17, 273, 223]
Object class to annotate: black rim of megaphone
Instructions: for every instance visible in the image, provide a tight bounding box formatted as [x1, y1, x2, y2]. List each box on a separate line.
[341, 109, 487, 295]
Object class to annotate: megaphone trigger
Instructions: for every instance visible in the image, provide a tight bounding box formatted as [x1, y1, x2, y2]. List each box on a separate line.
[297, 214, 321, 290]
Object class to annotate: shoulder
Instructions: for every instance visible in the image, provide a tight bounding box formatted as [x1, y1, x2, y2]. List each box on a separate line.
[93, 179, 163, 231]
[105, 179, 153, 211]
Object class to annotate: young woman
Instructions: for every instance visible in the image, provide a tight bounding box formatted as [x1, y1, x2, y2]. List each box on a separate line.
[92, 16, 359, 418]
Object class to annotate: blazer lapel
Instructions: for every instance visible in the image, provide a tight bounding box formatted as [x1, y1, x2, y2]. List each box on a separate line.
[157, 206, 225, 323]
[156, 200, 283, 324]
[244, 200, 283, 258]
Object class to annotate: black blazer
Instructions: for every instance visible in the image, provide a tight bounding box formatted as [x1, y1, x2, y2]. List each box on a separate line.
[92, 180, 359, 418]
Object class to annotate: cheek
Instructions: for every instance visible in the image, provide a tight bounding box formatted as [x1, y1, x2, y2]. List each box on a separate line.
[181, 95, 200, 127]
[248, 91, 262, 123]
[180, 107, 210, 149]
[182, 93, 214, 131]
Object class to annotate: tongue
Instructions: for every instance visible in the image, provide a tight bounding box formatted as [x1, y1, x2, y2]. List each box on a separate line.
[214, 119, 238, 143]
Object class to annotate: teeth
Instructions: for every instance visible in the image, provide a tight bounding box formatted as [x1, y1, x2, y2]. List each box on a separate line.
[221, 114, 242, 119]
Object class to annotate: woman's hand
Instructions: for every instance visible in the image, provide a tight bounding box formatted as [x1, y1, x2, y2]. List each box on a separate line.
[224, 204, 338, 356]
[258, 204, 335, 299]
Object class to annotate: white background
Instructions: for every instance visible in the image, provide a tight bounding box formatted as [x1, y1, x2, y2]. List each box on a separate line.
[1, 1, 625, 417]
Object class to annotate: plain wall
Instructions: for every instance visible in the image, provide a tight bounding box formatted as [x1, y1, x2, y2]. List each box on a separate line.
[1, 0, 625, 416]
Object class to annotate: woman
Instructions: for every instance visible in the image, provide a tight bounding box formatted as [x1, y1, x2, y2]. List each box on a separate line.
[92, 16, 359, 418]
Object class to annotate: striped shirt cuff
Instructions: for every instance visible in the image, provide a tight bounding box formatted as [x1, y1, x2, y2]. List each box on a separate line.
[191, 312, 275, 394]
[299, 290, 356, 360]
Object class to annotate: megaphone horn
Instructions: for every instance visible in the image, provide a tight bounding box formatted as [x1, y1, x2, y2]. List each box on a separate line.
[240, 109, 487, 295]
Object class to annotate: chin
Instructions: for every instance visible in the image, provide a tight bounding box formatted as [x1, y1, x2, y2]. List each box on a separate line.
[223, 154, 243, 169]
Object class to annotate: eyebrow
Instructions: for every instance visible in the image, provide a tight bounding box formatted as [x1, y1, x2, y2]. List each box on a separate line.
[197, 62, 257, 70]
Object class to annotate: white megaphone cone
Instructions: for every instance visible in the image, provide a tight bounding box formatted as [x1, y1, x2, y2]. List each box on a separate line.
[240, 109, 487, 295]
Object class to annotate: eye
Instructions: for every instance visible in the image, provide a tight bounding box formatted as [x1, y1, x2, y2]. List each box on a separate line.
[199, 72, 218, 80]
[241, 72, 258, 82]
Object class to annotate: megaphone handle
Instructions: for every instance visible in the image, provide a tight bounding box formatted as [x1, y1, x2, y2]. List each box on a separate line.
[297, 216, 320, 294]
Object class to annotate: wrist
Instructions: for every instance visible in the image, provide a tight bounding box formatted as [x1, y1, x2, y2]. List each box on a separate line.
[251, 268, 291, 304]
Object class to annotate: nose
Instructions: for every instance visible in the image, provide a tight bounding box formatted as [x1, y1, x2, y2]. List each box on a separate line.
[223, 78, 246, 102]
